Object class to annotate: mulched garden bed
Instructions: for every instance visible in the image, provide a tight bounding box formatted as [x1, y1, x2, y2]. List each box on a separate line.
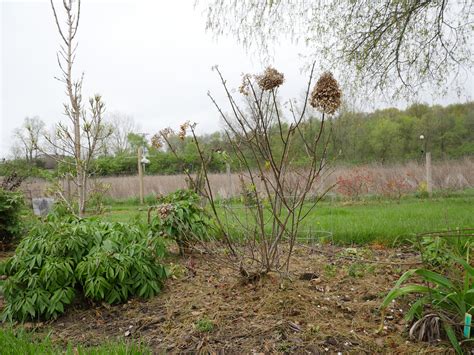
[2, 244, 458, 353]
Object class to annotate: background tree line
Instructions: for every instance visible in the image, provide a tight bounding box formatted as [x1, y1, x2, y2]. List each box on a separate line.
[327, 102, 474, 164]
[3, 101, 473, 178]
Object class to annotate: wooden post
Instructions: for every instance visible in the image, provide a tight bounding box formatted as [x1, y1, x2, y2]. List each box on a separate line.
[138, 147, 144, 204]
[426, 152, 432, 197]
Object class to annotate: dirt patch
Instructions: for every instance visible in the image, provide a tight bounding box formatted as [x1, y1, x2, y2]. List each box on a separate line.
[4, 245, 455, 353]
[0, 251, 14, 261]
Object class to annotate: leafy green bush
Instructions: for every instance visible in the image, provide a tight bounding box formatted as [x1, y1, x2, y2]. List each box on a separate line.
[76, 223, 166, 304]
[150, 189, 213, 255]
[0, 189, 25, 246]
[2, 216, 88, 320]
[1, 216, 167, 321]
[381, 256, 474, 352]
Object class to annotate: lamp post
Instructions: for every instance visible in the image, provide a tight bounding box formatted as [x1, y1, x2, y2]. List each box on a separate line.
[419, 134, 432, 197]
[141, 156, 150, 171]
[137, 145, 150, 204]
[137, 147, 145, 204]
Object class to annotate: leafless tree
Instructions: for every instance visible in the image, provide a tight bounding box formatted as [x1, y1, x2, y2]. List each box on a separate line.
[45, 0, 112, 215]
[13, 117, 45, 162]
[9, 143, 24, 160]
[202, 0, 473, 99]
[105, 112, 137, 155]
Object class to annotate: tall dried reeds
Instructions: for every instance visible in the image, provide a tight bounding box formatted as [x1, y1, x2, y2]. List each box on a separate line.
[15, 158, 474, 201]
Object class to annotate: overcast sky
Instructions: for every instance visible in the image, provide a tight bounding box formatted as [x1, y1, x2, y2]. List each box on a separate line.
[1, 0, 473, 158]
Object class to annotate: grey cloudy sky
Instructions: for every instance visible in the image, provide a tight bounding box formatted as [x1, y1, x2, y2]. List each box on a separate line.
[1, 0, 472, 158]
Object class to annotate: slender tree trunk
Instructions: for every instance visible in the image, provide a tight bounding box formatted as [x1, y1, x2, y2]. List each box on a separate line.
[63, 2, 83, 216]
[80, 170, 87, 214]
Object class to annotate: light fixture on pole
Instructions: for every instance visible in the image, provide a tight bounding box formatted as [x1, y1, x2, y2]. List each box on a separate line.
[419, 134, 426, 154]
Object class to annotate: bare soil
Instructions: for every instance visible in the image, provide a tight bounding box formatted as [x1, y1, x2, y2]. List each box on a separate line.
[5, 245, 459, 354]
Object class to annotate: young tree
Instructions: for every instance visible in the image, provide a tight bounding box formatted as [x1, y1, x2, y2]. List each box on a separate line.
[46, 0, 112, 215]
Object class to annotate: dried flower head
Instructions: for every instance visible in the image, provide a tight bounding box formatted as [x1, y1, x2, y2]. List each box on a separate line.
[159, 127, 174, 139]
[257, 67, 284, 91]
[239, 73, 252, 96]
[158, 203, 174, 219]
[309, 72, 342, 114]
[151, 134, 163, 149]
[179, 122, 190, 141]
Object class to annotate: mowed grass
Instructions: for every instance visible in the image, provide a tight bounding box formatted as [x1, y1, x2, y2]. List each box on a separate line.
[100, 190, 474, 245]
[306, 197, 473, 244]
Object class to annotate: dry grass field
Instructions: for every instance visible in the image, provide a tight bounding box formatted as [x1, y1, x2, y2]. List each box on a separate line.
[20, 158, 474, 201]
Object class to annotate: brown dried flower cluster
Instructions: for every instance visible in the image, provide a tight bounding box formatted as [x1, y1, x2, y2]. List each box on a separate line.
[309, 72, 342, 114]
[158, 203, 173, 219]
[159, 127, 174, 139]
[239, 73, 252, 96]
[257, 67, 284, 91]
[151, 134, 162, 149]
[179, 122, 190, 140]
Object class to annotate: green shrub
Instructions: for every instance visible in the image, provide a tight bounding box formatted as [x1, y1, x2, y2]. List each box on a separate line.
[1, 216, 167, 322]
[151, 189, 213, 255]
[2, 216, 97, 321]
[0, 189, 25, 246]
[0, 160, 52, 180]
[76, 224, 166, 304]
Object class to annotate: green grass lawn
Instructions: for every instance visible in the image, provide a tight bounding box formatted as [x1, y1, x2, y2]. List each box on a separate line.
[100, 190, 474, 245]
[305, 197, 473, 244]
